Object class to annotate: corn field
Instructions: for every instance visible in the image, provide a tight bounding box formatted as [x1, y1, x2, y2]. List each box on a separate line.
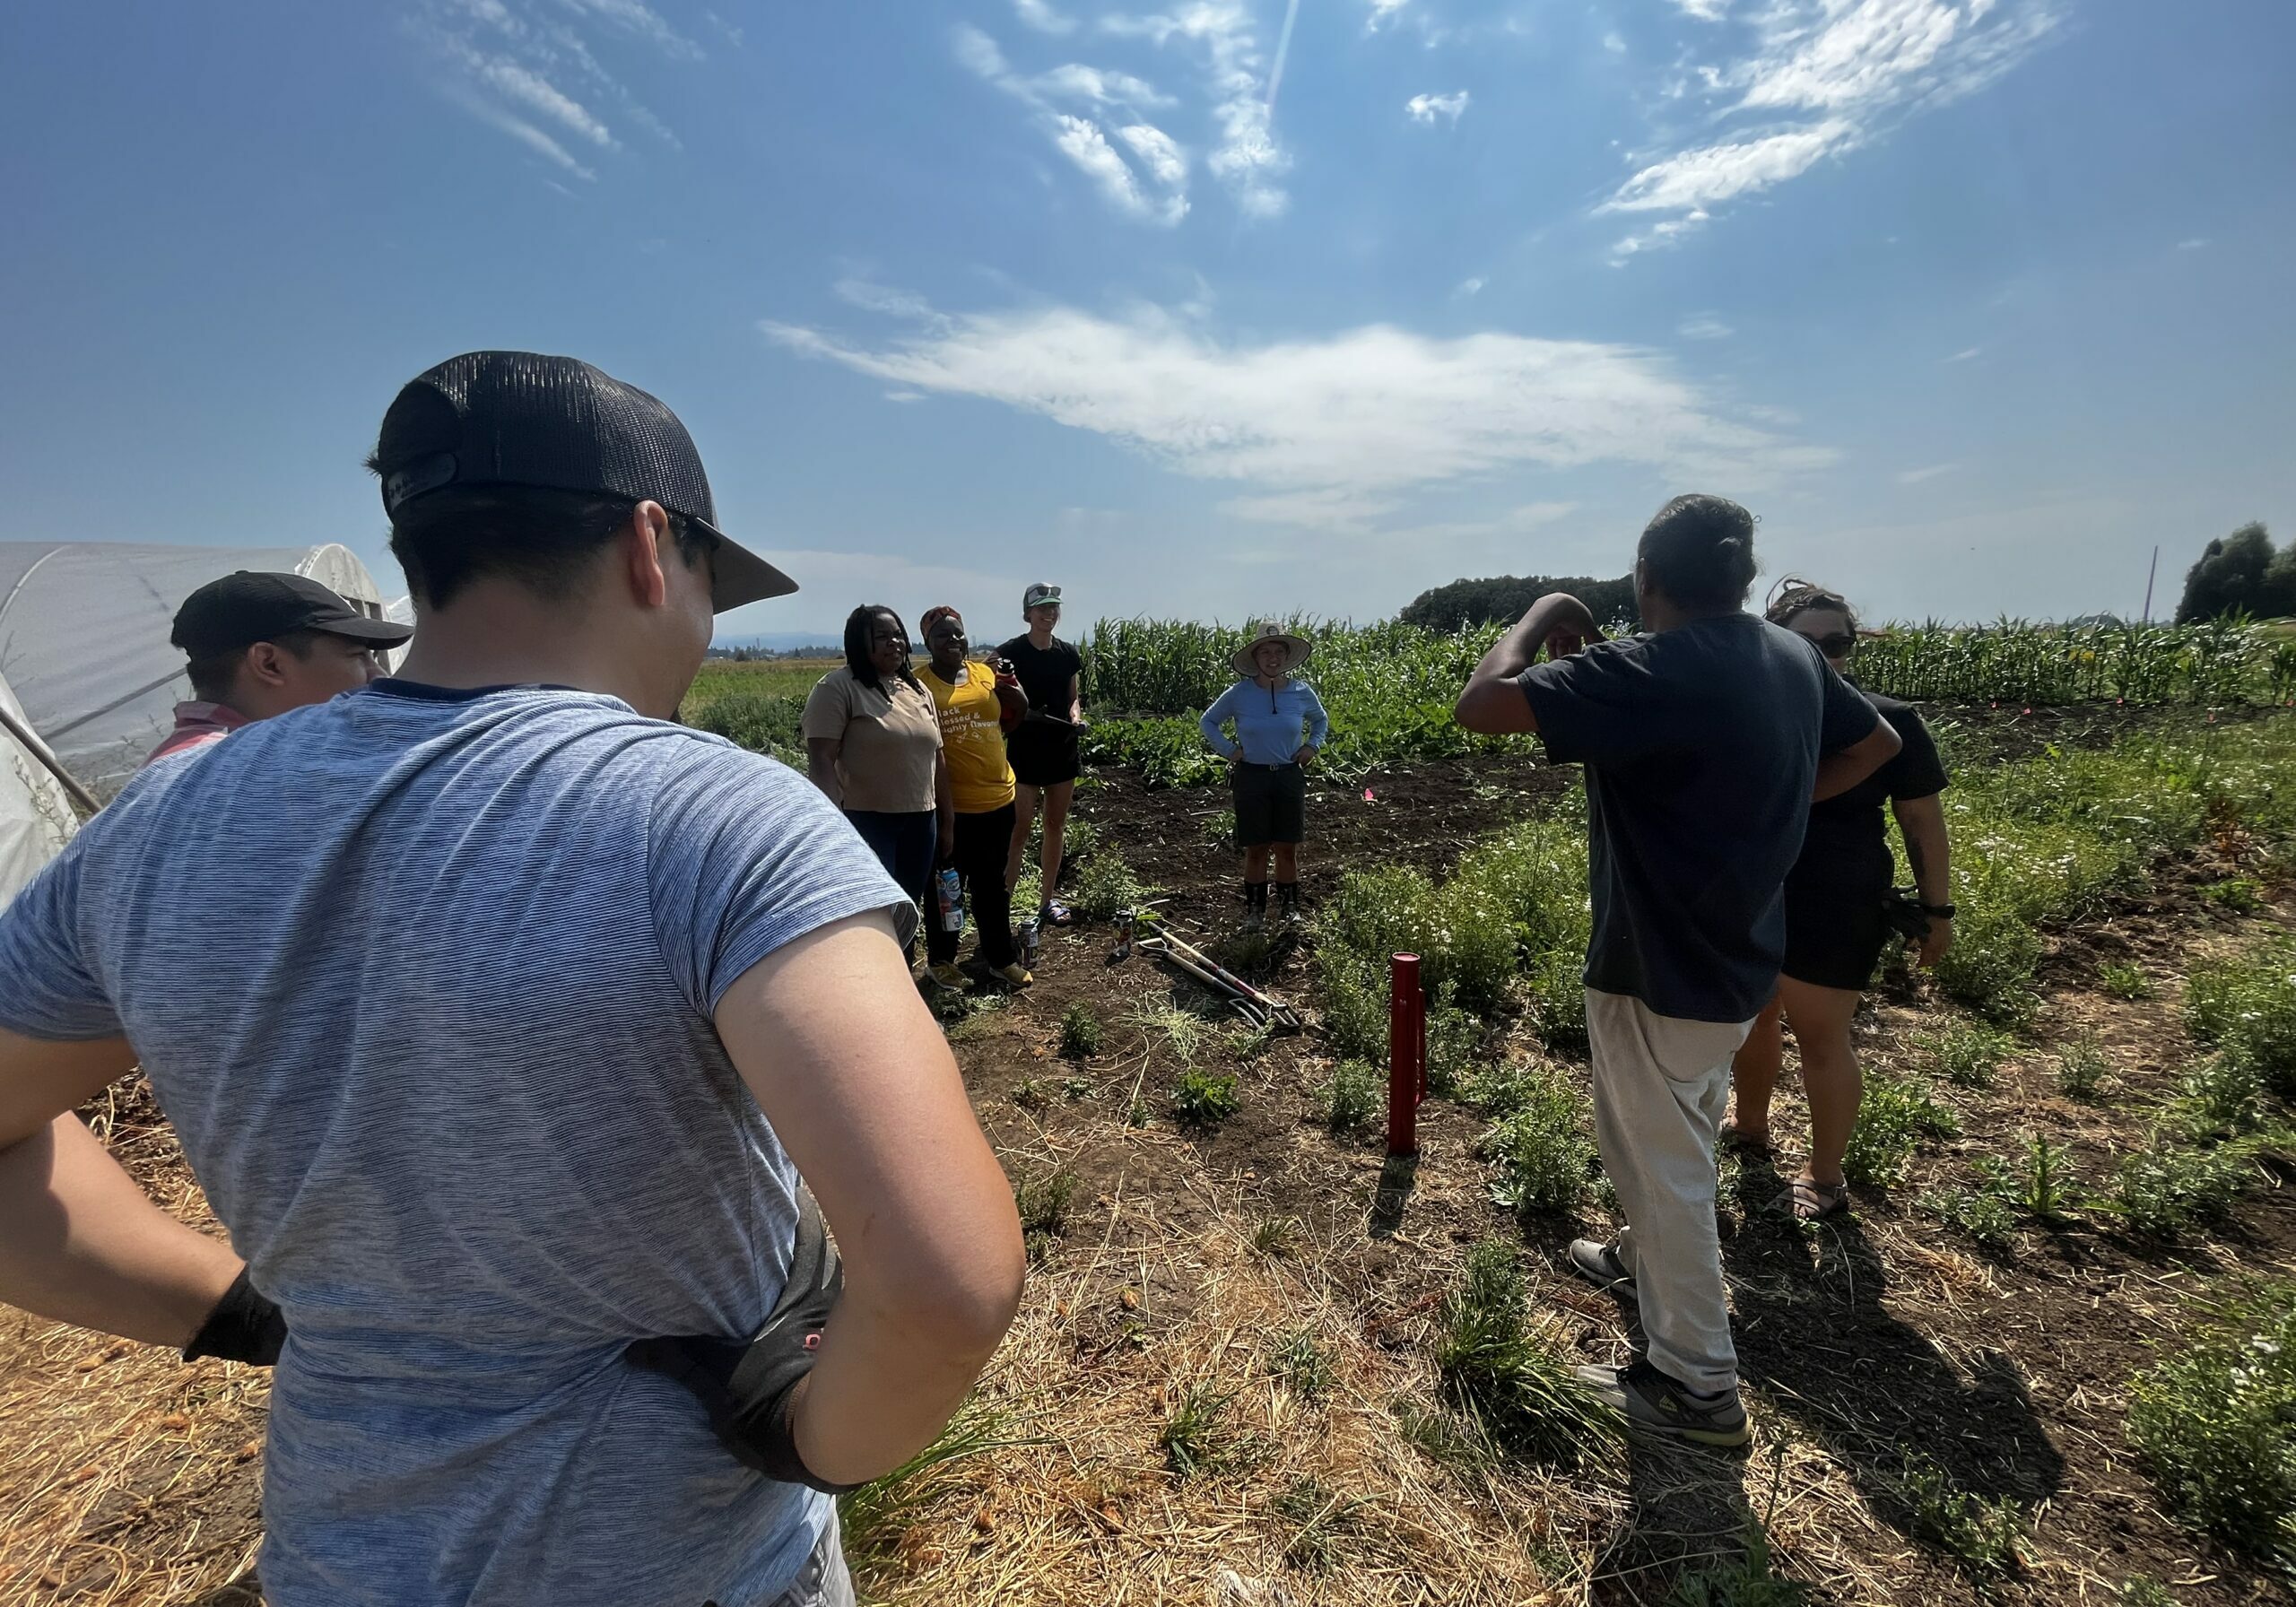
[1853, 616, 2296, 707]
[1085, 614, 2296, 723]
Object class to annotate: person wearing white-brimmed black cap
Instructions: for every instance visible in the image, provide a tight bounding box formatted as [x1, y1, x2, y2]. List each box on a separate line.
[1198, 622, 1328, 928]
[146, 571, 413, 767]
[0, 352, 1023, 1607]
[996, 581, 1085, 927]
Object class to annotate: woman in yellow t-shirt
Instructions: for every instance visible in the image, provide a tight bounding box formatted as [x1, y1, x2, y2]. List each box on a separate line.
[917, 606, 1031, 988]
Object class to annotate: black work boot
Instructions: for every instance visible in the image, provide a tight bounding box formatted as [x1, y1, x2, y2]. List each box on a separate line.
[1275, 882, 1300, 923]
[1243, 881, 1267, 930]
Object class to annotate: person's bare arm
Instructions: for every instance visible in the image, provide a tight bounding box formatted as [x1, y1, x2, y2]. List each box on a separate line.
[1892, 792, 1955, 966]
[1066, 672, 1083, 727]
[0, 1032, 243, 1345]
[715, 912, 1024, 1488]
[804, 737, 844, 807]
[1453, 594, 1603, 734]
[1812, 719, 1901, 802]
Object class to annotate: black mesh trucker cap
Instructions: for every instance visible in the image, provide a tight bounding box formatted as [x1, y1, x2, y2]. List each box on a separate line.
[371, 351, 796, 612]
[171, 572, 414, 660]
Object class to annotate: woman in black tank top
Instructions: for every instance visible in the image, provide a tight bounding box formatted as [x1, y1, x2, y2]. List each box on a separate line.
[1726, 580, 1956, 1220]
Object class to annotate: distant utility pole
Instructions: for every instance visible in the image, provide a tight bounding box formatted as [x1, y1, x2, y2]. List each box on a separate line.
[2142, 544, 2160, 624]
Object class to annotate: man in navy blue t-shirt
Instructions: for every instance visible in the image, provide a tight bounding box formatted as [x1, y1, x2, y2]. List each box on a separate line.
[1457, 493, 1899, 1446]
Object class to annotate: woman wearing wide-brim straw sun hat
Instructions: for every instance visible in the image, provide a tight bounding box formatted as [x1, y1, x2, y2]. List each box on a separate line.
[1198, 622, 1329, 929]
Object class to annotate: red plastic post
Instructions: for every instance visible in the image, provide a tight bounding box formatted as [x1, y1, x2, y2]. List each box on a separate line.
[1388, 953, 1423, 1156]
[1405, 973, 1423, 1111]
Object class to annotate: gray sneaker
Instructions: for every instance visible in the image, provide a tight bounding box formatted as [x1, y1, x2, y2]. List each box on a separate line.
[1574, 1359, 1751, 1448]
[1568, 1238, 1637, 1300]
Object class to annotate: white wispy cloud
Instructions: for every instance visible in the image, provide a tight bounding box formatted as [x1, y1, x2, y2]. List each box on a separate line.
[446, 39, 616, 146]
[761, 291, 1833, 528]
[1605, 121, 1851, 213]
[413, 0, 699, 178]
[1944, 346, 1981, 362]
[552, 0, 702, 62]
[1603, 31, 1627, 54]
[1053, 115, 1189, 224]
[1603, 2, 2060, 258]
[1105, 4, 1292, 218]
[1896, 463, 1955, 483]
[442, 83, 598, 178]
[1405, 90, 1470, 126]
[1365, 0, 1411, 34]
[835, 279, 946, 322]
[1013, 0, 1077, 34]
[1455, 276, 1486, 297]
[884, 390, 929, 404]
[1034, 63, 1176, 109]
[1117, 124, 1189, 188]
[954, 24, 1189, 225]
[2176, 237, 2209, 251]
[1678, 314, 1734, 339]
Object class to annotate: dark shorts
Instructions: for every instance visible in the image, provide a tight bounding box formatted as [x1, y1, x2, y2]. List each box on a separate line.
[1008, 728, 1081, 788]
[1233, 761, 1306, 847]
[1779, 879, 1892, 993]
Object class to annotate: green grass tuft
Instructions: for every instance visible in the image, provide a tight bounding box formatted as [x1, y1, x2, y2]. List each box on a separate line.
[1843, 1073, 1960, 1187]
[1171, 1066, 1241, 1127]
[1432, 1243, 1619, 1470]
[1057, 1003, 1103, 1059]
[1324, 1060, 1382, 1134]
[2126, 1280, 2296, 1575]
[1475, 1064, 1596, 1217]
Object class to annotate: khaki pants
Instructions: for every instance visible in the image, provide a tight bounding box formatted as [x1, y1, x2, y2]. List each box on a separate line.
[1584, 988, 1754, 1396]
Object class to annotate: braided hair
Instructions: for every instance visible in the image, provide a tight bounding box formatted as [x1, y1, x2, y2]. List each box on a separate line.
[842, 605, 921, 697]
[1764, 577, 1858, 633]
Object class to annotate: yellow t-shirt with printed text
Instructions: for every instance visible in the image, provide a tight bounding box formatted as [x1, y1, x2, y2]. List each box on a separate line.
[919, 660, 1016, 814]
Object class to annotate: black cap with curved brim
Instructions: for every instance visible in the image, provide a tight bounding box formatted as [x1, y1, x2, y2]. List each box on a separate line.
[171, 572, 414, 660]
[371, 351, 796, 613]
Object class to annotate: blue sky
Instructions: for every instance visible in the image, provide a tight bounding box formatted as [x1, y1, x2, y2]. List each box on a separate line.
[2, 2, 2290, 642]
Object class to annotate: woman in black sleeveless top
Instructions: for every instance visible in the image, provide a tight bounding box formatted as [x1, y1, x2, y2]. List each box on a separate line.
[1727, 580, 1956, 1220]
[997, 583, 1085, 927]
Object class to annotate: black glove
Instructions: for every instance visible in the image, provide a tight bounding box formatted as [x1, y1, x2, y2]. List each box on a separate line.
[183, 1267, 286, 1367]
[1881, 887, 1934, 944]
[627, 1187, 851, 1493]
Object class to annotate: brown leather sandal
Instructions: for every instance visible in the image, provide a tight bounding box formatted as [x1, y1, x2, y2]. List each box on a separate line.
[1718, 1118, 1777, 1160]
[1771, 1178, 1850, 1220]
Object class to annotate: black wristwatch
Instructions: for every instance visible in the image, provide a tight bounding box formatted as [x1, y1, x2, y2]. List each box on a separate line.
[1920, 903, 1957, 919]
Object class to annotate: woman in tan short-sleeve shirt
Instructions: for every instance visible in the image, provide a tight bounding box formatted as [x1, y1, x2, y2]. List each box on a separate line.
[803, 606, 952, 951]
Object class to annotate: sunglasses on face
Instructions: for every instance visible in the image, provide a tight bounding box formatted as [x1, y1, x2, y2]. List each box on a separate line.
[1808, 633, 1858, 658]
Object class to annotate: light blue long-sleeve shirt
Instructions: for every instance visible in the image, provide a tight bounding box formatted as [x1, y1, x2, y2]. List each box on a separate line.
[1199, 677, 1330, 764]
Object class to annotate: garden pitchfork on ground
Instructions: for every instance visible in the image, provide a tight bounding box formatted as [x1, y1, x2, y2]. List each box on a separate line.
[1124, 916, 1305, 1033]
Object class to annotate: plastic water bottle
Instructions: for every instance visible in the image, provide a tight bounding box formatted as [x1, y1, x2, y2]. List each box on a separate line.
[935, 868, 963, 933]
[1018, 916, 1042, 966]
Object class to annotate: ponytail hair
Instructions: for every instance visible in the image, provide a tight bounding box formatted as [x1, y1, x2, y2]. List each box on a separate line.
[1765, 577, 1858, 634]
[843, 604, 920, 697]
[1636, 493, 1759, 612]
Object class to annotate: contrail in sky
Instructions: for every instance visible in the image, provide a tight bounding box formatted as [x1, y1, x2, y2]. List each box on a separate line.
[1265, 0, 1302, 109]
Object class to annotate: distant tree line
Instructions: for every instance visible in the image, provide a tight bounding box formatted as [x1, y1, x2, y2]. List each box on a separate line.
[1399, 573, 1641, 633]
[2177, 522, 2296, 623]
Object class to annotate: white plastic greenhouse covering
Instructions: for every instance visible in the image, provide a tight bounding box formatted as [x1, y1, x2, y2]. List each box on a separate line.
[0, 543, 399, 890]
[0, 670, 77, 906]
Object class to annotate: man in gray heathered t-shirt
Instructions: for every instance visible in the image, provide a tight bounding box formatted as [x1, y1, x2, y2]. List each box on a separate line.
[0, 352, 1026, 1607]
